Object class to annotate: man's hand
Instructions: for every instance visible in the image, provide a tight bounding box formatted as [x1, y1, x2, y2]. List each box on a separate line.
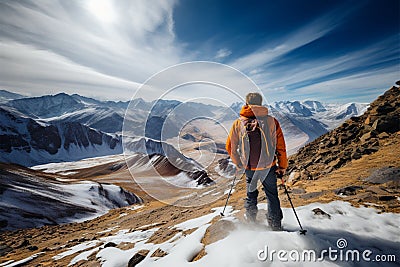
[275, 168, 286, 177]
[276, 168, 286, 185]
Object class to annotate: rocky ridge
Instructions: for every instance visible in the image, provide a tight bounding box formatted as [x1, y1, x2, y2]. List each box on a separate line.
[287, 83, 399, 181]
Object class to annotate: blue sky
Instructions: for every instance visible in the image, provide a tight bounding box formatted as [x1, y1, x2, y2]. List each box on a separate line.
[0, 0, 398, 103]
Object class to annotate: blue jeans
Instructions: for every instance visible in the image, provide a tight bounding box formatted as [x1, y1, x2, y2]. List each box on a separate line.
[244, 165, 283, 222]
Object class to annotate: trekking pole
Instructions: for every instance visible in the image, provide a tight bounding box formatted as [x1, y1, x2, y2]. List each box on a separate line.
[220, 170, 241, 216]
[277, 173, 307, 235]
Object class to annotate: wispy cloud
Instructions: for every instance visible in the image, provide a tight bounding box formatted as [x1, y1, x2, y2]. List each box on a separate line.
[230, 8, 347, 71]
[288, 66, 399, 103]
[215, 48, 231, 60]
[224, 4, 398, 103]
[249, 35, 400, 102]
[0, 42, 141, 100]
[0, 0, 181, 99]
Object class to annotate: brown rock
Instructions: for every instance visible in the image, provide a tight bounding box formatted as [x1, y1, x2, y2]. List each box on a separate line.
[309, 171, 321, 179]
[14, 239, 30, 249]
[338, 133, 353, 145]
[360, 132, 372, 143]
[328, 158, 344, 169]
[287, 171, 300, 183]
[378, 132, 389, 139]
[104, 242, 117, 248]
[334, 186, 363, 196]
[300, 191, 325, 200]
[378, 195, 396, 201]
[323, 166, 334, 174]
[329, 137, 337, 146]
[368, 139, 379, 147]
[303, 159, 313, 168]
[0, 244, 13, 257]
[372, 119, 379, 130]
[27, 245, 38, 251]
[312, 208, 331, 219]
[204, 220, 235, 244]
[346, 192, 375, 202]
[151, 248, 168, 258]
[128, 250, 150, 267]
[291, 188, 306, 194]
[314, 155, 322, 163]
[373, 118, 400, 133]
[366, 186, 389, 195]
[318, 148, 331, 157]
[351, 151, 362, 160]
[363, 146, 379, 155]
[300, 170, 311, 179]
[364, 116, 371, 125]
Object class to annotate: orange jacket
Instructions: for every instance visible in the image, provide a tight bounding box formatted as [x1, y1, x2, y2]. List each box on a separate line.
[226, 105, 288, 170]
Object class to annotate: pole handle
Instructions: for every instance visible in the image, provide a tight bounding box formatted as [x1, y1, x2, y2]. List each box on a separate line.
[276, 172, 285, 185]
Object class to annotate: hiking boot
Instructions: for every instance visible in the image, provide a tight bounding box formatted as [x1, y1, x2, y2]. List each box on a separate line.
[267, 218, 282, 231]
[245, 211, 257, 223]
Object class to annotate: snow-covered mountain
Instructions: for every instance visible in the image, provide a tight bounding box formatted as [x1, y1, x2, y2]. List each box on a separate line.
[6, 93, 128, 134]
[271, 100, 368, 152]
[4, 92, 220, 137]
[0, 90, 25, 103]
[8, 93, 87, 118]
[272, 100, 368, 130]
[0, 163, 142, 231]
[0, 106, 121, 167]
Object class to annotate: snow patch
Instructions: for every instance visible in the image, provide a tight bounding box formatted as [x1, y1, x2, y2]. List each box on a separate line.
[53, 241, 99, 260]
[174, 207, 232, 231]
[126, 204, 145, 211]
[31, 154, 125, 173]
[68, 247, 99, 266]
[163, 172, 202, 189]
[2, 253, 44, 267]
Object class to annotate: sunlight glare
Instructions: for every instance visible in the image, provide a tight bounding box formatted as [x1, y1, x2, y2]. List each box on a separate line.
[87, 0, 116, 23]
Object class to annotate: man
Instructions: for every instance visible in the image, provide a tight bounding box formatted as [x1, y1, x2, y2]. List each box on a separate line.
[226, 92, 288, 230]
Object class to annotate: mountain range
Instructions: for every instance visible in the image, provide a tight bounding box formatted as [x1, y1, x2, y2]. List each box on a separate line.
[0, 90, 368, 166]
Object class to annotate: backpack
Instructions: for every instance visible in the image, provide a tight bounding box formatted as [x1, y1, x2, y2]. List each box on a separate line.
[238, 116, 276, 169]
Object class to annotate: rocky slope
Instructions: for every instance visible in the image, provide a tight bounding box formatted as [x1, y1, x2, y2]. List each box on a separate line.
[285, 83, 399, 210]
[287, 84, 399, 179]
